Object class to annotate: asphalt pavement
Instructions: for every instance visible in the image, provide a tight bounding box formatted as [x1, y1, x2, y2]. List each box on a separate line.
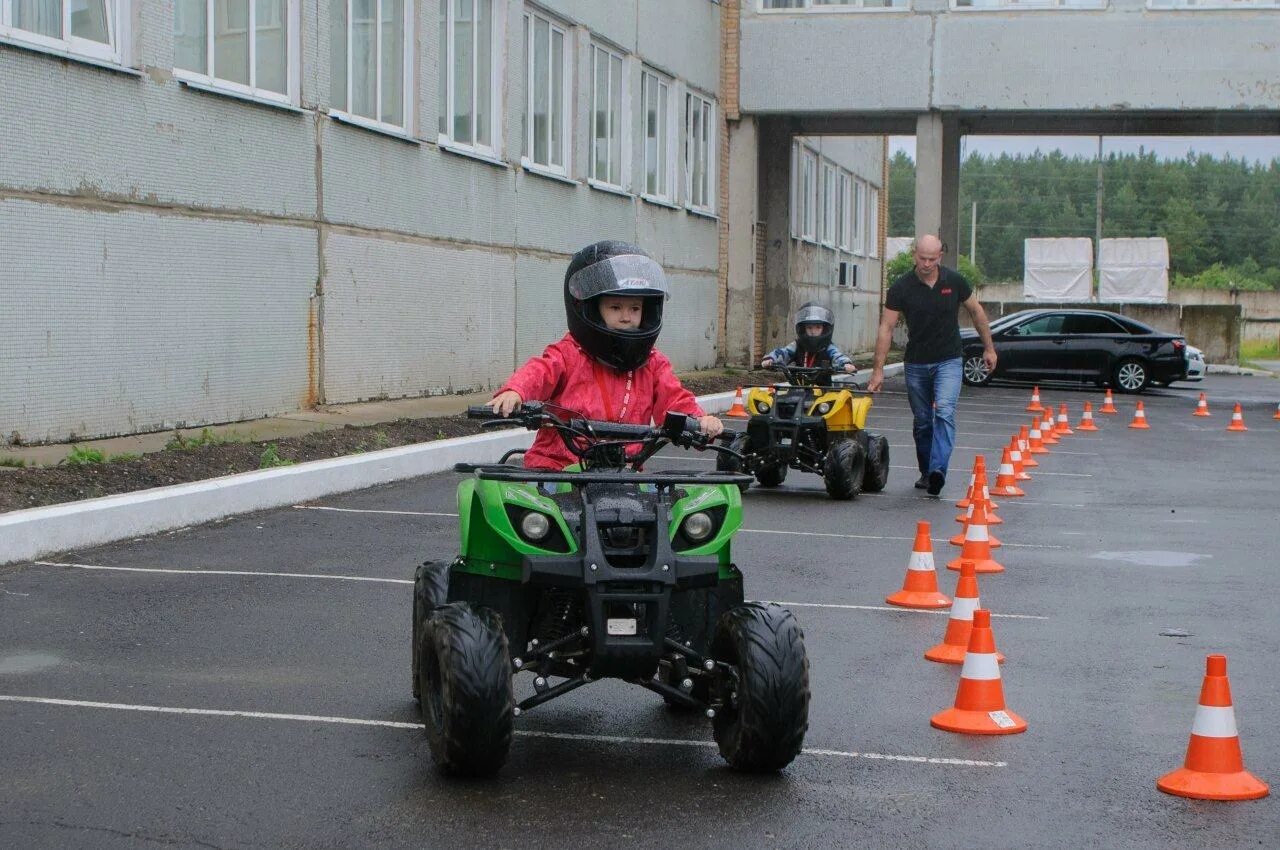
[2, 373, 1278, 848]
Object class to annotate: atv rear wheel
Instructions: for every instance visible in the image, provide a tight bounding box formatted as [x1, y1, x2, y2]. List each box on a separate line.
[822, 438, 865, 500]
[754, 462, 788, 488]
[412, 561, 450, 705]
[860, 432, 890, 493]
[711, 603, 810, 772]
[419, 602, 514, 777]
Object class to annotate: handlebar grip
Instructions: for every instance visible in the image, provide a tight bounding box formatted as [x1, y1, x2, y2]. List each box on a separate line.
[467, 405, 501, 419]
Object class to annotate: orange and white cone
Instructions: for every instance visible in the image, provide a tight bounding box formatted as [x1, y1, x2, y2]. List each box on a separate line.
[1193, 393, 1211, 417]
[925, 561, 1003, 665]
[930, 609, 1025, 735]
[991, 447, 1025, 497]
[1054, 402, 1074, 436]
[1025, 386, 1044, 413]
[1100, 388, 1119, 414]
[946, 502, 1003, 573]
[955, 456, 983, 509]
[1129, 401, 1150, 430]
[1040, 410, 1060, 445]
[955, 465, 1001, 525]
[1157, 655, 1269, 801]
[1008, 436, 1032, 480]
[1076, 402, 1099, 432]
[726, 387, 748, 417]
[1017, 425, 1040, 468]
[1273, 402, 1280, 421]
[886, 521, 953, 609]
[1027, 418, 1049, 454]
[952, 486, 1003, 546]
[1226, 403, 1247, 433]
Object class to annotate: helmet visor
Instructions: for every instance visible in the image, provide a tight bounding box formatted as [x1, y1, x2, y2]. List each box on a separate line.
[795, 304, 834, 327]
[567, 254, 670, 301]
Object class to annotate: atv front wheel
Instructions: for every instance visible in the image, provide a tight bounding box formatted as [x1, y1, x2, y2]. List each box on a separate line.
[412, 561, 450, 705]
[419, 602, 514, 777]
[715, 433, 751, 493]
[822, 438, 865, 500]
[711, 603, 810, 772]
[860, 432, 890, 493]
[754, 463, 788, 488]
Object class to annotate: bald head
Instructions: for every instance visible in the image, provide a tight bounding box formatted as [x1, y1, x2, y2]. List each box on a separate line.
[913, 235, 943, 283]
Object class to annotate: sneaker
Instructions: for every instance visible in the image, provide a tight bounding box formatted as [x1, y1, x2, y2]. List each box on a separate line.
[914, 474, 929, 490]
[926, 470, 946, 497]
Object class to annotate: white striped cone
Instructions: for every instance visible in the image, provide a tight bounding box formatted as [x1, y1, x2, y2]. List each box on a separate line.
[930, 609, 1025, 735]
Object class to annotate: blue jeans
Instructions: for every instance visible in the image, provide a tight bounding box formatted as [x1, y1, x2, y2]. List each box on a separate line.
[904, 358, 963, 478]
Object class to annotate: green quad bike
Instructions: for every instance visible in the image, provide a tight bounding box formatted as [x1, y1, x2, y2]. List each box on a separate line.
[411, 402, 810, 777]
[718, 364, 890, 499]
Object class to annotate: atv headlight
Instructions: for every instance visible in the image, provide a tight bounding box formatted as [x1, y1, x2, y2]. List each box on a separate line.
[520, 511, 551, 541]
[756, 401, 771, 414]
[815, 402, 831, 415]
[682, 511, 714, 543]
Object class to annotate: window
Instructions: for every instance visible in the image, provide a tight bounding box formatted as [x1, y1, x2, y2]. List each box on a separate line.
[331, 0, 413, 132]
[641, 68, 675, 202]
[1064, 314, 1125, 335]
[952, 0, 1107, 7]
[685, 90, 715, 213]
[1, 0, 126, 63]
[819, 162, 835, 246]
[761, 0, 910, 9]
[1013, 314, 1067, 336]
[522, 9, 569, 174]
[1148, 0, 1278, 6]
[795, 147, 817, 241]
[867, 186, 880, 257]
[439, 0, 500, 152]
[836, 171, 850, 251]
[590, 43, 626, 188]
[175, 0, 298, 104]
[852, 181, 866, 256]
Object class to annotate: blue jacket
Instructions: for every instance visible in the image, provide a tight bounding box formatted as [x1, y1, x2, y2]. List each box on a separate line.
[765, 341, 853, 369]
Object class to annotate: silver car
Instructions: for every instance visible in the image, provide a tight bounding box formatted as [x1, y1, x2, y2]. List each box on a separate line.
[1184, 345, 1205, 383]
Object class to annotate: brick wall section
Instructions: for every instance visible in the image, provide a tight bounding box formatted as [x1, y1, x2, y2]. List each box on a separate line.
[716, 0, 740, 362]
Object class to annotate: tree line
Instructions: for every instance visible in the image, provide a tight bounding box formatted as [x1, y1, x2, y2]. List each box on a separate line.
[887, 149, 1280, 290]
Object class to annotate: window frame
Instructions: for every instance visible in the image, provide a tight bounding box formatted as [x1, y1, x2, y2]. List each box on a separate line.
[588, 41, 629, 192]
[329, 0, 416, 135]
[439, 0, 503, 156]
[867, 185, 880, 257]
[819, 161, 836, 247]
[684, 88, 716, 215]
[174, 0, 302, 107]
[795, 146, 818, 243]
[759, 0, 911, 11]
[949, 0, 1109, 9]
[640, 66, 677, 204]
[1146, 0, 1278, 8]
[521, 7, 572, 177]
[836, 170, 851, 251]
[0, 0, 129, 65]
[852, 180, 867, 257]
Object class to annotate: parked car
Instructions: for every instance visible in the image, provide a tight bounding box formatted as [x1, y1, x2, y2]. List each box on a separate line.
[960, 308, 1188, 393]
[1184, 344, 1206, 382]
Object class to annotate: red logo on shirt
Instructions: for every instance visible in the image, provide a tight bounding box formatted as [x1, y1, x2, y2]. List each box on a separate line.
[941, 288, 952, 295]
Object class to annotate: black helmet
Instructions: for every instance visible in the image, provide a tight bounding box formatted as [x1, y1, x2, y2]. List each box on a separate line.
[794, 302, 834, 355]
[564, 240, 668, 371]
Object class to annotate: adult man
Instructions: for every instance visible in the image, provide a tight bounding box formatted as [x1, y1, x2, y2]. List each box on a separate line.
[867, 235, 996, 497]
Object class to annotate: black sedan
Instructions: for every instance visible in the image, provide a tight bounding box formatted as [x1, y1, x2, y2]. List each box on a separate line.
[960, 309, 1188, 393]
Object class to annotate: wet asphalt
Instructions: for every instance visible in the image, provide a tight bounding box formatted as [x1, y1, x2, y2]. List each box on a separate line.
[2, 374, 1278, 849]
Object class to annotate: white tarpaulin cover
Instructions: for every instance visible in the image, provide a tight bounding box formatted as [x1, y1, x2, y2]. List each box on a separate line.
[1023, 238, 1094, 302]
[885, 236, 913, 260]
[1098, 238, 1169, 303]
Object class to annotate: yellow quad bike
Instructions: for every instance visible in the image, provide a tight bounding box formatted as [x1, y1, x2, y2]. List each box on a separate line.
[716, 365, 890, 499]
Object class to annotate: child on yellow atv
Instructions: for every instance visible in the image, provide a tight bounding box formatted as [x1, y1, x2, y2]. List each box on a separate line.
[761, 303, 857, 375]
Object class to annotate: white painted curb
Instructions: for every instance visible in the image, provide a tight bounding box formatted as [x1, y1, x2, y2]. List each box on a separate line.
[0, 391, 736, 566]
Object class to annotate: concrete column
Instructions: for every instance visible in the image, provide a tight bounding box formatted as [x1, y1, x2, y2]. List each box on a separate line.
[914, 112, 961, 268]
[757, 117, 794, 355]
[723, 117, 758, 366]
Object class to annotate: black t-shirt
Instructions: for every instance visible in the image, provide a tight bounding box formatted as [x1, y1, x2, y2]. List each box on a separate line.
[884, 267, 973, 364]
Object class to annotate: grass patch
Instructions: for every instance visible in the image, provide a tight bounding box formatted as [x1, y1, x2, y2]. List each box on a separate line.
[1240, 338, 1280, 365]
[166, 427, 245, 451]
[0, 456, 27, 468]
[63, 445, 106, 466]
[258, 444, 295, 468]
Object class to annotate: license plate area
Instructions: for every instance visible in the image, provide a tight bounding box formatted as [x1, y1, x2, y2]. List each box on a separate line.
[607, 618, 638, 636]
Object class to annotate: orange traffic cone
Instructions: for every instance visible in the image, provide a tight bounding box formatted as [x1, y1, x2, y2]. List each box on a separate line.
[726, 387, 748, 417]
[886, 521, 952, 609]
[1226, 403, 1247, 433]
[1054, 402, 1074, 436]
[1026, 386, 1044, 413]
[1027, 418, 1049, 454]
[953, 482, 1003, 546]
[930, 609, 1025, 735]
[947, 502, 1003, 573]
[1040, 410, 1060, 445]
[925, 561, 1003, 665]
[1017, 425, 1039, 468]
[1129, 401, 1150, 430]
[1100, 388, 1119, 414]
[1008, 436, 1032, 480]
[1273, 402, 1280, 420]
[1076, 402, 1099, 432]
[1193, 393, 1211, 417]
[1157, 655, 1269, 801]
[991, 448, 1025, 497]
[955, 456, 983, 509]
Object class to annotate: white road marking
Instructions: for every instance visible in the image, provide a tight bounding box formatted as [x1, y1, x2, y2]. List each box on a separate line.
[740, 528, 1062, 550]
[0, 694, 1005, 768]
[772, 601, 1048, 620]
[293, 505, 459, 517]
[34, 561, 413, 585]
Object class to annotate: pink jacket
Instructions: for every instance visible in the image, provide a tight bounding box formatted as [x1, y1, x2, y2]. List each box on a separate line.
[498, 333, 705, 470]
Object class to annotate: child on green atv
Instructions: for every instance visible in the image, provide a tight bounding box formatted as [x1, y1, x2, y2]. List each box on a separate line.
[760, 302, 857, 375]
[487, 240, 723, 466]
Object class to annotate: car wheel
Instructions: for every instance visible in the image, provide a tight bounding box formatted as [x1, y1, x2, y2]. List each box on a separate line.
[962, 353, 992, 386]
[1112, 358, 1149, 394]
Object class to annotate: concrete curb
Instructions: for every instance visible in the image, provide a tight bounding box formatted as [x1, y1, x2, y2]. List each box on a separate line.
[0, 391, 736, 566]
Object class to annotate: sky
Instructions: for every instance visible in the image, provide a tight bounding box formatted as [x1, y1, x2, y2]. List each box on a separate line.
[890, 135, 1280, 164]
